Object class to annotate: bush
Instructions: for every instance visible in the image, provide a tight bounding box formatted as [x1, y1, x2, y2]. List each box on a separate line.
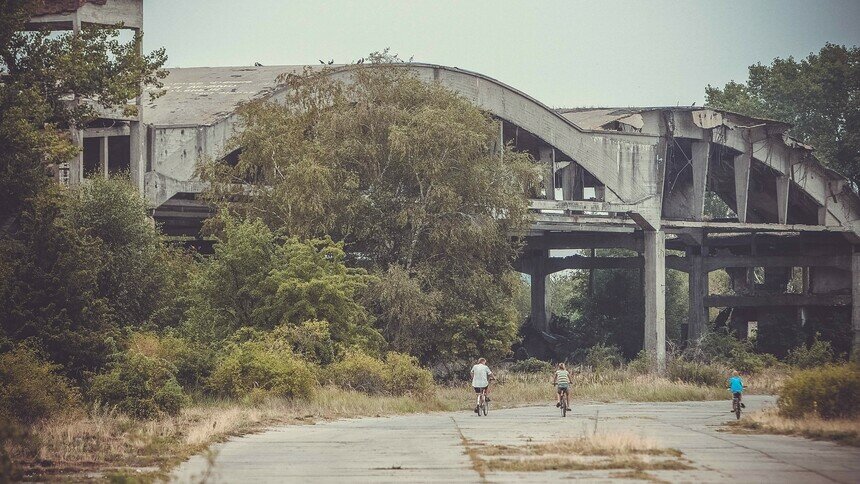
[786, 338, 836, 369]
[384, 352, 434, 395]
[0, 347, 80, 424]
[329, 351, 389, 394]
[327, 350, 435, 395]
[584, 344, 623, 370]
[627, 350, 650, 374]
[208, 342, 316, 400]
[695, 328, 772, 373]
[270, 320, 336, 366]
[90, 352, 189, 419]
[509, 357, 553, 374]
[778, 364, 860, 419]
[128, 332, 214, 389]
[667, 358, 725, 387]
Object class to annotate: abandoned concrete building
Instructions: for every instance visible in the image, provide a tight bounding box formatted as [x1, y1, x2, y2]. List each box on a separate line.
[29, 0, 860, 369]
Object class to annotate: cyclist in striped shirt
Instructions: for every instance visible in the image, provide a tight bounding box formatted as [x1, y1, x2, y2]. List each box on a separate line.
[553, 362, 572, 410]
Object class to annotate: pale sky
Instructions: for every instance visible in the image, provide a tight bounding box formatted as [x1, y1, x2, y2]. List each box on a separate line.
[143, 0, 860, 108]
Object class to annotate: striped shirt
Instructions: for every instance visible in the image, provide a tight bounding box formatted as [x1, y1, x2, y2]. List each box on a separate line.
[555, 370, 570, 385]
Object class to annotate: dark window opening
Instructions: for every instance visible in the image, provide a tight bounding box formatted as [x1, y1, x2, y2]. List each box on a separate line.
[108, 136, 131, 175]
[82, 137, 101, 178]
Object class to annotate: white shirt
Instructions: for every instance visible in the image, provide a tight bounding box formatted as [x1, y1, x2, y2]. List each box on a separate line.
[471, 363, 492, 387]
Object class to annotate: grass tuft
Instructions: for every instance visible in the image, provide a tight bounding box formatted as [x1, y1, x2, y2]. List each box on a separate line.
[730, 407, 860, 446]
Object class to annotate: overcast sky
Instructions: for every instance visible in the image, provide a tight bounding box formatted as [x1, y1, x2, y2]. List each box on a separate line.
[143, 0, 860, 108]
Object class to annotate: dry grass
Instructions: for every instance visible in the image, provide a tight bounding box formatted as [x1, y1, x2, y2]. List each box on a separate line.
[742, 367, 788, 395]
[731, 407, 860, 446]
[470, 432, 690, 474]
[11, 369, 728, 479]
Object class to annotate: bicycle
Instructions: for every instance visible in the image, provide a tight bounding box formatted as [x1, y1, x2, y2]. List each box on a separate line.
[477, 389, 489, 416]
[559, 388, 569, 417]
[732, 393, 742, 420]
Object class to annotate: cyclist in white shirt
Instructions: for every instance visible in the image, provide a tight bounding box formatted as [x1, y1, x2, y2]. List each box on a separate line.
[470, 358, 493, 414]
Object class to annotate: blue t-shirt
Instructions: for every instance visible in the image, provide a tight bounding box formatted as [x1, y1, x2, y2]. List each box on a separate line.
[729, 375, 743, 393]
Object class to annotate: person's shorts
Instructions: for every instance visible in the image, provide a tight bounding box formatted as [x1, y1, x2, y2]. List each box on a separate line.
[733, 392, 742, 399]
[474, 386, 488, 393]
[557, 384, 569, 394]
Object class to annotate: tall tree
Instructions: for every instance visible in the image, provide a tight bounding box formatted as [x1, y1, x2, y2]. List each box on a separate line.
[202, 52, 539, 365]
[0, 0, 167, 223]
[706, 43, 860, 187]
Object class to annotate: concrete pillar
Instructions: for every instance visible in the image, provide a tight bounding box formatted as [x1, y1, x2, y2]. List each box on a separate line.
[68, 128, 84, 186]
[691, 141, 710, 221]
[100, 136, 109, 178]
[734, 148, 751, 223]
[129, 27, 145, 193]
[643, 230, 666, 373]
[530, 270, 549, 333]
[688, 249, 708, 342]
[539, 147, 555, 200]
[852, 251, 860, 362]
[776, 175, 790, 224]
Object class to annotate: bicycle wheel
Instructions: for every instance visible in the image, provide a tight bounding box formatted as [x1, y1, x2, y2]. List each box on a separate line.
[482, 399, 488, 416]
[561, 395, 567, 417]
[735, 401, 741, 420]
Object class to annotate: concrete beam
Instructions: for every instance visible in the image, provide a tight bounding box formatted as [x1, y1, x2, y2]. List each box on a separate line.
[704, 294, 851, 307]
[703, 255, 850, 272]
[643, 230, 666, 373]
[734, 147, 752, 223]
[521, 232, 642, 251]
[691, 141, 710, 221]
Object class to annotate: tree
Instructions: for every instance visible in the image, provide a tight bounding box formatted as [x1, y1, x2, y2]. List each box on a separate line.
[0, 0, 167, 223]
[0, 179, 184, 381]
[202, 52, 539, 365]
[706, 43, 860, 187]
[184, 215, 382, 350]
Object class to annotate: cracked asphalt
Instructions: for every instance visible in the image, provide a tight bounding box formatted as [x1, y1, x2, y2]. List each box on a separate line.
[171, 395, 860, 483]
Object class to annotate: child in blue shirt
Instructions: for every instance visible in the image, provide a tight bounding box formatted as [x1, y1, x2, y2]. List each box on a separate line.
[729, 370, 745, 410]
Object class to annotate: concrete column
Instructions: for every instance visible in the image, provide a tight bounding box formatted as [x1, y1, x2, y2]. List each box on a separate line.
[688, 249, 708, 342]
[852, 251, 860, 362]
[68, 128, 84, 186]
[691, 141, 710, 221]
[539, 147, 555, 200]
[530, 270, 549, 333]
[100, 136, 109, 178]
[643, 230, 666, 373]
[129, 27, 145, 193]
[734, 148, 751, 223]
[776, 175, 790, 224]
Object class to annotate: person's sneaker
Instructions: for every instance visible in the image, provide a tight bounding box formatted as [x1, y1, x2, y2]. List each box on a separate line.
[741, 403, 746, 408]
[566, 408, 572, 411]
[556, 402, 561, 408]
[474, 406, 480, 414]
[485, 396, 491, 402]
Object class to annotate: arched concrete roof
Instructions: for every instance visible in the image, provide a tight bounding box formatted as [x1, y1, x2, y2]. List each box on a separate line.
[144, 63, 860, 237]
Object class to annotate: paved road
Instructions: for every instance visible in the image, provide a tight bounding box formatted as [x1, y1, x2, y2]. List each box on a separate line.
[172, 395, 860, 483]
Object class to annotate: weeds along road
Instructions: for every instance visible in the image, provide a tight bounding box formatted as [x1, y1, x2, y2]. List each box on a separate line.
[171, 395, 860, 483]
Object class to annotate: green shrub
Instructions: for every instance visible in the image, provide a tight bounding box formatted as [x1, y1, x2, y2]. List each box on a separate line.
[584, 344, 624, 370]
[778, 364, 860, 419]
[384, 352, 434, 395]
[667, 358, 725, 387]
[128, 331, 214, 389]
[627, 350, 650, 374]
[696, 328, 772, 373]
[90, 352, 189, 419]
[509, 357, 553, 374]
[270, 320, 337, 365]
[786, 338, 836, 369]
[0, 347, 80, 424]
[208, 342, 316, 399]
[329, 351, 388, 394]
[328, 350, 435, 395]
